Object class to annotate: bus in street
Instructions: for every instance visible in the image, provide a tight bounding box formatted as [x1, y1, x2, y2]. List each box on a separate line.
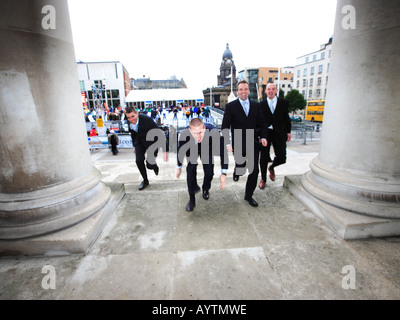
[306, 100, 325, 122]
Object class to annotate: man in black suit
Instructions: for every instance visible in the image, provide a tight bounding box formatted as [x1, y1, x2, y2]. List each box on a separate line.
[259, 82, 291, 189]
[126, 106, 168, 190]
[176, 118, 228, 212]
[222, 80, 268, 207]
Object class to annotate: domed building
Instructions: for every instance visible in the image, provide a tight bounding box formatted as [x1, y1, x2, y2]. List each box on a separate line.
[218, 43, 237, 87]
[203, 43, 237, 110]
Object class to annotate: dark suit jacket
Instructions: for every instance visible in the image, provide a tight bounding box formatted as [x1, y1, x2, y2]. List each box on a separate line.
[177, 123, 228, 170]
[128, 114, 165, 150]
[260, 98, 291, 135]
[221, 99, 268, 151]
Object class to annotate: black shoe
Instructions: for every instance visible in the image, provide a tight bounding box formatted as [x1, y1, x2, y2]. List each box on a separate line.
[244, 195, 258, 207]
[138, 180, 149, 190]
[186, 199, 195, 211]
[194, 185, 201, 194]
[154, 165, 159, 176]
[202, 189, 209, 200]
[233, 174, 239, 182]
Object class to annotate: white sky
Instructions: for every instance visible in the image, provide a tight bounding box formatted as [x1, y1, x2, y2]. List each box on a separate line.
[67, 0, 337, 91]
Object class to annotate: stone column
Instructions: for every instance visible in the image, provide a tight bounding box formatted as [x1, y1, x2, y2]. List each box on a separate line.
[285, 0, 400, 239]
[0, 0, 124, 254]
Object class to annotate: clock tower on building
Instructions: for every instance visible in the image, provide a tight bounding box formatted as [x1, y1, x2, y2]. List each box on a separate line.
[218, 43, 236, 87]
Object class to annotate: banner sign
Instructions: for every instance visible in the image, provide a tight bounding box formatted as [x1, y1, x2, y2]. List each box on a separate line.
[88, 134, 133, 149]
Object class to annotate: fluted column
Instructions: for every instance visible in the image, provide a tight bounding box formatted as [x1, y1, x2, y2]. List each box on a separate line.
[0, 0, 123, 254]
[285, 0, 400, 239]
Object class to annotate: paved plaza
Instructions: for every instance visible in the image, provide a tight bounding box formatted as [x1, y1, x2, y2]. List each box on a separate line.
[1, 137, 399, 300]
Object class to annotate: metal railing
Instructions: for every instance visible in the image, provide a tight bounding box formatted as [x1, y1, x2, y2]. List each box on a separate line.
[291, 123, 318, 144]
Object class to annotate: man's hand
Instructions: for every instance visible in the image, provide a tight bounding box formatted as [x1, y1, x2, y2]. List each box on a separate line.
[220, 174, 226, 190]
[163, 152, 169, 162]
[287, 133, 291, 142]
[261, 138, 268, 147]
[226, 144, 233, 153]
[175, 168, 181, 179]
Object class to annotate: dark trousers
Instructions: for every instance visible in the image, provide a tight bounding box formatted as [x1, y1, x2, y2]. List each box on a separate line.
[111, 142, 118, 155]
[187, 162, 214, 200]
[135, 143, 158, 181]
[260, 129, 287, 181]
[233, 142, 260, 198]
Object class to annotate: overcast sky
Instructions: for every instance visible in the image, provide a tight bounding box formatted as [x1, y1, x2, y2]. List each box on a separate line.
[67, 0, 337, 91]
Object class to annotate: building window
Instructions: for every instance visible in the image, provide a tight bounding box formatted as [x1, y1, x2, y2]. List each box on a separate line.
[321, 52, 325, 59]
[317, 77, 322, 85]
[303, 68, 307, 76]
[305, 57, 309, 63]
[310, 78, 314, 86]
[313, 54, 317, 61]
[296, 80, 300, 88]
[311, 67, 315, 75]
[297, 70, 301, 77]
[309, 90, 312, 98]
[316, 89, 321, 97]
[303, 79, 307, 87]
[318, 65, 323, 73]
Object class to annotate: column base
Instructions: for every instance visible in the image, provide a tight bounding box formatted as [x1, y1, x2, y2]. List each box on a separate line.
[0, 183, 125, 256]
[284, 175, 400, 240]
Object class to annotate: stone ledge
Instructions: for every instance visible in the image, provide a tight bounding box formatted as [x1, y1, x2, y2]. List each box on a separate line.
[0, 183, 125, 256]
[283, 174, 400, 240]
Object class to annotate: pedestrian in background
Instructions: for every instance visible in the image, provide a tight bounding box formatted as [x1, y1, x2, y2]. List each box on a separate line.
[108, 129, 119, 155]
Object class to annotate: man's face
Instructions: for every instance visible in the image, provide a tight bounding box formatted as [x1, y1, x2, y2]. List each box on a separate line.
[190, 125, 206, 143]
[266, 84, 278, 100]
[126, 111, 138, 124]
[237, 83, 250, 101]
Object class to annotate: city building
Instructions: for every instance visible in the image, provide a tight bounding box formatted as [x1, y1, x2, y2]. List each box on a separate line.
[293, 37, 332, 101]
[218, 43, 237, 88]
[238, 66, 294, 101]
[126, 88, 204, 109]
[77, 61, 131, 111]
[203, 43, 237, 110]
[132, 76, 187, 90]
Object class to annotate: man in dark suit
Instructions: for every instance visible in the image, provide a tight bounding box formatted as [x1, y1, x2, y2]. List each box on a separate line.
[126, 106, 168, 190]
[259, 82, 291, 189]
[222, 80, 268, 207]
[176, 118, 228, 212]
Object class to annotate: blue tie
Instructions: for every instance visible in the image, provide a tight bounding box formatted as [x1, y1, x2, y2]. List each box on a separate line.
[270, 100, 275, 114]
[243, 101, 249, 116]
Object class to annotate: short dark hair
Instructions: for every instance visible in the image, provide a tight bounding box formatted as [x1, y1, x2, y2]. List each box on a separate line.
[237, 79, 250, 88]
[125, 106, 138, 114]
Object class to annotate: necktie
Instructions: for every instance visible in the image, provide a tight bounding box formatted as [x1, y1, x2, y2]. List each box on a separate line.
[270, 100, 275, 114]
[243, 101, 249, 116]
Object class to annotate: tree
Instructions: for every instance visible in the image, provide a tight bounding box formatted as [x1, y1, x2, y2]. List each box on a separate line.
[285, 89, 306, 115]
